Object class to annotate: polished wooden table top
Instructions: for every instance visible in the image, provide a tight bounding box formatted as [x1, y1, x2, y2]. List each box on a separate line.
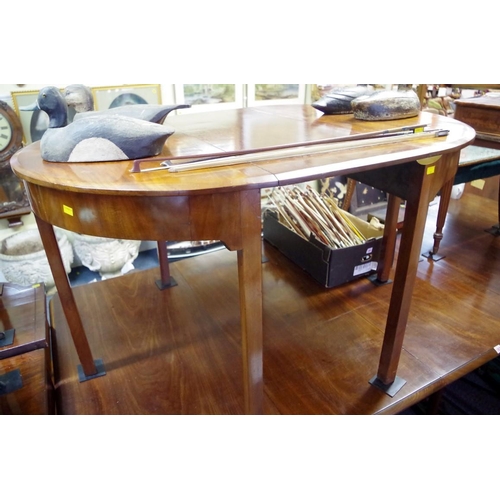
[11, 105, 475, 414]
[12, 105, 474, 197]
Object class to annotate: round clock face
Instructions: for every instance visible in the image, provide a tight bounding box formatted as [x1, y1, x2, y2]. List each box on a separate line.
[0, 100, 23, 165]
[0, 113, 13, 152]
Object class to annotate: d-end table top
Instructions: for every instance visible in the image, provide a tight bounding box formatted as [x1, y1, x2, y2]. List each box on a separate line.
[11, 105, 475, 197]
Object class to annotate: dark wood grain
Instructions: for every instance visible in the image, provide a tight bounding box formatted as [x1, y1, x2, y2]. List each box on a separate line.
[0, 349, 53, 414]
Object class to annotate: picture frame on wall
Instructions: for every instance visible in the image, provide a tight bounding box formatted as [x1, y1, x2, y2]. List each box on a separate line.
[0, 167, 31, 217]
[11, 90, 48, 145]
[247, 84, 306, 107]
[11, 88, 78, 145]
[92, 84, 162, 111]
[174, 84, 244, 113]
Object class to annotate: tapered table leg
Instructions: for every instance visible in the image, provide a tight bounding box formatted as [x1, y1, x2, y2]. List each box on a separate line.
[497, 177, 500, 225]
[485, 177, 500, 235]
[374, 194, 401, 284]
[237, 189, 264, 414]
[35, 215, 103, 381]
[371, 164, 434, 395]
[156, 240, 177, 290]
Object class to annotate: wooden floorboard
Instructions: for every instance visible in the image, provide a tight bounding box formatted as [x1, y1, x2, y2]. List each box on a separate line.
[50, 192, 500, 414]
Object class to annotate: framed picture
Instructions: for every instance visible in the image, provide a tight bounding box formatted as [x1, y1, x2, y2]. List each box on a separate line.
[174, 84, 244, 113]
[0, 167, 31, 218]
[247, 84, 306, 107]
[92, 84, 162, 111]
[11, 90, 48, 145]
[11, 88, 78, 145]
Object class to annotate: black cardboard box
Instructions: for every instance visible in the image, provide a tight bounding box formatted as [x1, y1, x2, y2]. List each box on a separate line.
[263, 209, 383, 288]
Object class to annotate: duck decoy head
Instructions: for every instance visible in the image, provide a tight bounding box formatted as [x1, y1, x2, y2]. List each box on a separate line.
[64, 84, 94, 113]
[36, 87, 68, 128]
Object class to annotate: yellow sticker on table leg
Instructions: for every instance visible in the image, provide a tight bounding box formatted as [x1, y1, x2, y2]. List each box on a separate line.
[427, 165, 435, 175]
[63, 205, 74, 216]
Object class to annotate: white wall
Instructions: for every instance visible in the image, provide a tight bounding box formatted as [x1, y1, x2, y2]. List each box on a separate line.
[1, 84, 312, 110]
[0, 83, 177, 108]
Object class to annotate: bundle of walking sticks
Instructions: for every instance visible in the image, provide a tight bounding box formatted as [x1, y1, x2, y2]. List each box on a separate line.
[267, 185, 367, 249]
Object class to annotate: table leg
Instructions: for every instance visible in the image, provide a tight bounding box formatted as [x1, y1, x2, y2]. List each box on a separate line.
[35, 215, 103, 380]
[497, 178, 500, 227]
[374, 194, 401, 284]
[371, 164, 434, 395]
[497, 178, 500, 226]
[485, 177, 500, 235]
[237, 190, 264, 414]
[156, 241, 178, 290]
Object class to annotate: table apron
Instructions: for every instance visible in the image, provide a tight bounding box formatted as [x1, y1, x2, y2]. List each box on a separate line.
[24, 183, 247, 249]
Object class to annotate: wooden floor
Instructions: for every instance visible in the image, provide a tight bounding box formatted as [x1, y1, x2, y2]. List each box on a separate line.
[50, 191, 500, 414]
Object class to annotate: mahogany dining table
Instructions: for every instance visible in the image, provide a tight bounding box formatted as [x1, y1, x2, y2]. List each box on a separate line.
[10, 105, 475, 414]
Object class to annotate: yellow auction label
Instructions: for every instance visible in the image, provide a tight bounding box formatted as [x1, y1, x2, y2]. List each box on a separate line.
[427, 165, 435, 175]
[63, 205, 74, 216]
[415, 126, 425, 133]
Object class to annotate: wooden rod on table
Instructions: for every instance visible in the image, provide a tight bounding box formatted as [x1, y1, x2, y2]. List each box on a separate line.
[130, 123, 433, 173]
[165, 129, 449, 173]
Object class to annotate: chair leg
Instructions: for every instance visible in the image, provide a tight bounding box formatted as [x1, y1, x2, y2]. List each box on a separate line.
[343, 178, 356, 212]
[422, 178, 454, 261]
[484, 176, 500, 235]
[497, 176, 500, 225]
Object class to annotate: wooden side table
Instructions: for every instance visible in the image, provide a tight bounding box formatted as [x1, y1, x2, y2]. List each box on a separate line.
[0, 283, 53, 415]
[454, 93, 500, 143]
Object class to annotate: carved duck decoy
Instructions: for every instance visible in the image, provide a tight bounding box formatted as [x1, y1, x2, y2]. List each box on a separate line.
[33, 86, 176, 163]
[63, 84, 191, 124]
[63, 84, 95, 113]
[312, 85, 375, 115]
[351, 89, 421, 121]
